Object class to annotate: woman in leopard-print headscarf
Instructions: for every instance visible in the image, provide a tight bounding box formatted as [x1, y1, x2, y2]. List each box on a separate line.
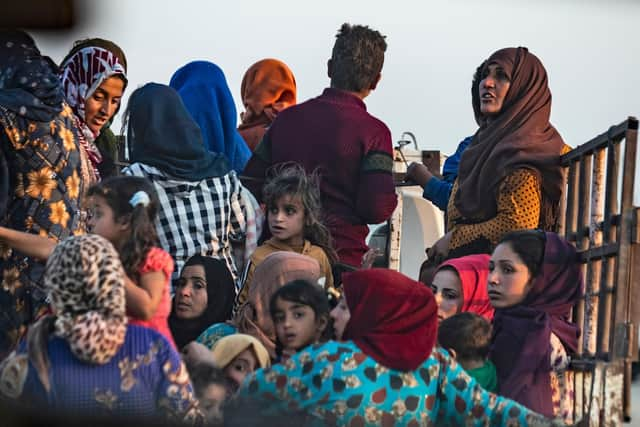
[0, 235, 202, 424]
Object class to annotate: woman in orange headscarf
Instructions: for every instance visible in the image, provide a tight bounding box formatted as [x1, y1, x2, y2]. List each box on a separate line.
[237, 59, 296, 151]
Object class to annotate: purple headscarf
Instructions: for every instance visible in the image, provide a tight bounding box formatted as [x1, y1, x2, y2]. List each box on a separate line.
[490, 232, 583, 417]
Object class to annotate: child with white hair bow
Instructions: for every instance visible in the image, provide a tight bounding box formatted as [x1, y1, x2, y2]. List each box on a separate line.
[0, 176, 177, 347]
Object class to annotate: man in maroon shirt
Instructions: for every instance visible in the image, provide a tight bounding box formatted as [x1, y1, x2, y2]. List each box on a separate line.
[242, 23, 398, 271]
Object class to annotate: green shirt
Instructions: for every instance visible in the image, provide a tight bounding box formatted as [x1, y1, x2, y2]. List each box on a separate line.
[467, 359, 498, 393]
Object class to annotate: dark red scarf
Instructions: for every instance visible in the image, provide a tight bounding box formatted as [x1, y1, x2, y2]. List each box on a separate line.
[342, 269, 438, 371]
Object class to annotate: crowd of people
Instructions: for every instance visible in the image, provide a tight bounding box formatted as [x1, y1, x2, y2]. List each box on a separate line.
[0, 22, 585, 426]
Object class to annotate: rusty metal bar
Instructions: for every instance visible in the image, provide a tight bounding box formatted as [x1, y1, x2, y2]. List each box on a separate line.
[604, 140, 621, 243]
[574, 370, 584, 424]
[613, 118, 638, 347]
[560, 119, 631, 164]
[578, 153, 593, 251]
[610, 117, 638, 422]
[578, 153, 597, 356]
[600, 136, 621, 363]
[591, 148, 606, 245]
[576, 264, 587, 356]
[577, 244, 619, 261]
[590, 149, 605, 356]
[558, 165, 568, 236]
[599, 256, 614, 360]
[629, 220, 640, 363]
[603, 360, 625, 426]
[566, 161, 580, 241]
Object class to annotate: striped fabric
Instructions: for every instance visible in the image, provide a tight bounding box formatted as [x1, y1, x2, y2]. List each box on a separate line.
[123, 163, 247, 287]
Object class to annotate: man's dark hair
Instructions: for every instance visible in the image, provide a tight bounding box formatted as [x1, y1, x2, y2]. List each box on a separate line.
[330, 23, 387, 92]
[438, 312, 492, 362]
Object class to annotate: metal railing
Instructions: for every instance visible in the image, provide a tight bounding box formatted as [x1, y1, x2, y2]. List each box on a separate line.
[558, 117, 639, 425]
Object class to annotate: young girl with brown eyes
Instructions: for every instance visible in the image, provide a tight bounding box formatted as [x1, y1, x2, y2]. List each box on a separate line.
[237, 164, 336, 307]
[269, 279, 331, 360]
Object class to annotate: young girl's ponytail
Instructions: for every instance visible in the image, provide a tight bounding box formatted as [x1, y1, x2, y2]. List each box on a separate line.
[87, 176, 161, 280]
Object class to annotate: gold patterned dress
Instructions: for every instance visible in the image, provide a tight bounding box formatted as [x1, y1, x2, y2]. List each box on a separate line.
[447, 168, 542, 258]
[0, 103, 84, 359]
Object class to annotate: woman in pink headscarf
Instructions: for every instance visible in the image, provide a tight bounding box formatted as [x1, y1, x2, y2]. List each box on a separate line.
[429, 254, 494, 322]
[237, 59, 296, 151]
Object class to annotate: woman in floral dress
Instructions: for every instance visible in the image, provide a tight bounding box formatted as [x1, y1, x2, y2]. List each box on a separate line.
[0, 30, 84, 360]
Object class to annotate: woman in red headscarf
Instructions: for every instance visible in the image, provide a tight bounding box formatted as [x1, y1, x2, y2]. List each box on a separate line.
[430, 47, 568, 262]
[237, 59, 296, 151]
[239, 269, 564, 426]
[430, 254, 494, 322]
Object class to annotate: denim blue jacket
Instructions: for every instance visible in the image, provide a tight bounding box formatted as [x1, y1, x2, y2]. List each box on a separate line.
[423, 135, 473, 211]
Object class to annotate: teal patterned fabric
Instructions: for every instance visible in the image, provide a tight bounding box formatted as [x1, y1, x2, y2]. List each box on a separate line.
[240, 340, 557, 426]
[196, 322, 237, 350]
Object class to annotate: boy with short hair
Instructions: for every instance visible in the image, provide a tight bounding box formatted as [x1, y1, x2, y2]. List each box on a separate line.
[437, 312, 497, 392]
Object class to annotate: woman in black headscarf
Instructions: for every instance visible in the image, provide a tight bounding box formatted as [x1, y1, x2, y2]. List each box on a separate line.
[169, 255, 236, 349]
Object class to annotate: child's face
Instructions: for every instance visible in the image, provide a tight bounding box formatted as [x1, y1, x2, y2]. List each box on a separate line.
[488, 242, 532, 308]
[273, 297, 326, 353]
[175, 264, 209, 319]
[87, 196, 127, 247]
[430, 269, 463, 322]
[198, 383, 226, 424]
[330, 295, 351, 341]
[223, 348, 257, 396]
[268, 194, 305, 246]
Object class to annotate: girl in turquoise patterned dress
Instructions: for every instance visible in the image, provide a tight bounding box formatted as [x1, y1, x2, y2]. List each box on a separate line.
[239, 268, 566, 426]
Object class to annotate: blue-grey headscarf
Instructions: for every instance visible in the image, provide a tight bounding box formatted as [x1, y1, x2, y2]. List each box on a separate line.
[0, 30, 64, 122]
[127, 83, 230, 180]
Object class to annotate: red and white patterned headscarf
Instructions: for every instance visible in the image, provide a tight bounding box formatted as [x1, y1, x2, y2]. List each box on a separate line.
[60, 46, 127, 128]
[60, 46, 127, 180]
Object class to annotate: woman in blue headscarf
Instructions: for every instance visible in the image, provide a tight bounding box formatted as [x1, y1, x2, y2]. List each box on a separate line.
[170, 61, 251, 173]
